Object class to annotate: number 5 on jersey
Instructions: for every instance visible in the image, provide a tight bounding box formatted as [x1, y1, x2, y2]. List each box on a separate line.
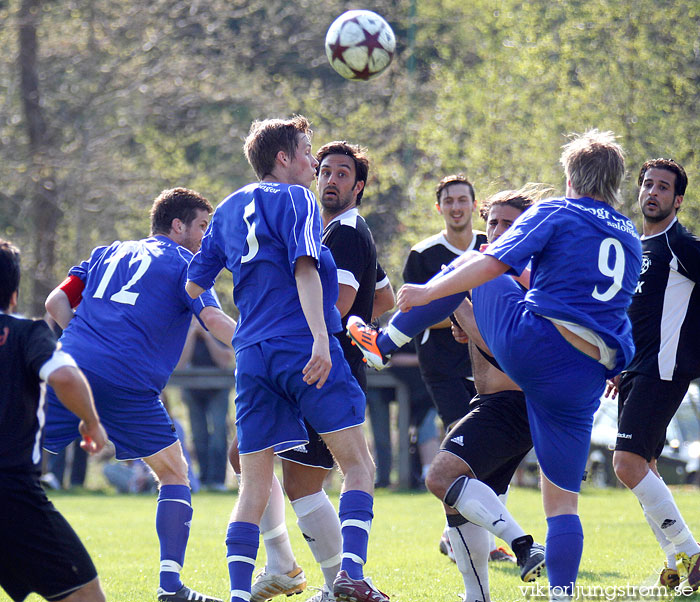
[241, 199, 259, 263]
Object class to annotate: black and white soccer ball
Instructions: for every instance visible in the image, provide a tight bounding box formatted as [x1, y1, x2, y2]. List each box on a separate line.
[325, 10, 396, 81]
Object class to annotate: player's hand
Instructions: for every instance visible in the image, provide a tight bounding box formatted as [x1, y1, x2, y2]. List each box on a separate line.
[397, 283, 431, 312]
[78, 420, 108, 454]
[303, 333, 331, 389]
[604, 375, 620, 399]
[451, 323, 469, 344]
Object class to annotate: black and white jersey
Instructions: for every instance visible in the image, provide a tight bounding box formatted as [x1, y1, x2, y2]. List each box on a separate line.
[403, 230, 488, 380]
[323, 207, 379, 372]
[626, 218, 700, 381]
[0, 315, 62, 473]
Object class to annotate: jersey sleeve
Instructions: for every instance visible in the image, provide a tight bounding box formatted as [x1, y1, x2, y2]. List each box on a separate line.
[672, 227, 700, 283]
[376, 260, 390, 289]
[484, 202, 560, 274]
[403, 249, 431, 285]
[24, 320, 59, 379]
[188, 215, 226, 290]
[284, 186, 322, 269]
[68, 244, 109, 281]
[324, 225, 370, 291]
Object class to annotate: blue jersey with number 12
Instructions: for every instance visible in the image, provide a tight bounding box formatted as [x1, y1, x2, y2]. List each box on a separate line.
[187, 182, 342, 351]
[484, 196, 642, 375]
[59, 235, 219, 395]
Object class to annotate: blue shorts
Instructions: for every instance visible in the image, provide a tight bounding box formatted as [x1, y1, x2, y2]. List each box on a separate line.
[472, 276, 604, 493]
[234, 334, 365, 455]
[44, 368, 178, 460]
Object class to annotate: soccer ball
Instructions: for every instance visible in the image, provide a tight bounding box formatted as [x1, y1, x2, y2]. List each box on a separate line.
[325, 10, 396, 81]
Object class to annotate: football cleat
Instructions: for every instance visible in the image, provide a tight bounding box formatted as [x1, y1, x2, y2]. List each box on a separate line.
[333, 570, 389, 602]
[250, 566, 306, 602]
[659, 564, 680, 589]
[439, 531, 456, 563]
[676, 551, 700, 591]
[489, 546, 517, 563]
[346, 316, 388, 371]
[512, 535, 546, 582]
[305, 585, 335, 602]
[156, 585, 223, 602]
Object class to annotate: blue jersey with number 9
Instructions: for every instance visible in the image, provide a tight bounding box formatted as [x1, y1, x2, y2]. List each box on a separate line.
[59, 236, 219, 395]
[187, 182, 342, 351]
[484, 196, 642, 375]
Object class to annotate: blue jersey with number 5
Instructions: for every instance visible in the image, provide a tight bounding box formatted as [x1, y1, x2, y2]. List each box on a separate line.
[484, 196, 642, 374]
[59, 236, 219, 395]
[187, 182, 342, 351]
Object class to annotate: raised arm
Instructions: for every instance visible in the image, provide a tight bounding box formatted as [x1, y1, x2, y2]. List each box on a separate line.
[45, 289, 75, 330]
[294, 256, 331, 389]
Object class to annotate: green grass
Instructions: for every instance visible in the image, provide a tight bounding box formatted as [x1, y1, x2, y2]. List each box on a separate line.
[8, 485, 700, 602]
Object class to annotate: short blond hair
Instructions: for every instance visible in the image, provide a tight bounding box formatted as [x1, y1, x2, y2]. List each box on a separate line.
[560, 129, 625, 207]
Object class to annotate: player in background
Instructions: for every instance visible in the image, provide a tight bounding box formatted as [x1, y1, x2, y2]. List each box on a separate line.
[186, 117, 389, 602]
[425, 185, 551, 602]
[608, 159, 700, 590]
[43, 188, 236, 602]
[0, 239, 108, 602]
[231, 141, 394, 602]
[348, 130, 642, 600]
[402, 174, 485, 432]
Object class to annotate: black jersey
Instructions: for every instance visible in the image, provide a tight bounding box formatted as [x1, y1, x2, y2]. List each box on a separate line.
[626, 218, 700, 381]
[0, 315, 59, 473]
[403, 230, 488, 380]
[323, 207, 379, 373]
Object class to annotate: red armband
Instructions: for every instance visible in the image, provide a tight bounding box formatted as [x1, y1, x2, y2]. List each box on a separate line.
[58, 275, 85, 308]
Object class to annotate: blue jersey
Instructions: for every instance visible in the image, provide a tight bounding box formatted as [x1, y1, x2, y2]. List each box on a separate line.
[187, 182, 342, 350]
[484, 196, 642, 374]
[60, 236, 219, 395]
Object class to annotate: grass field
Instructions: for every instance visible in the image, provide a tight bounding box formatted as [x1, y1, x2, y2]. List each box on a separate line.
[9, 483, 700, 602]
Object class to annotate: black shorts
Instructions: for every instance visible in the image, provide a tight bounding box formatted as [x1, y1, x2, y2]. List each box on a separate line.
[616, 371, 690, 461]
[423, 376, 477, 430]
[441, 390, 532, 495]
[0, 472, 97, 602]
[277, 419, 335, 469]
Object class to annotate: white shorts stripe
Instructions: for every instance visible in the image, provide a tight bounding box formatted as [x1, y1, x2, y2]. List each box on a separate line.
[227, 555, 256, 565]
[341, 519, 371, 533]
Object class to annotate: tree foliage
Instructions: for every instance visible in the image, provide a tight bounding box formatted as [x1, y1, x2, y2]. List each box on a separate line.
[1, 0, 698, 315]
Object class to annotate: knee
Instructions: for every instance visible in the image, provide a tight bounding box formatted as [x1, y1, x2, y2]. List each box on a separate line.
[612, 451, 645, 488]
[424, 465, 447, 500]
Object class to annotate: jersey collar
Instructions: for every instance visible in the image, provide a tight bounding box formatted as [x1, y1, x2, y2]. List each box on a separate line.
[326, 207, 359, 227]
[641, 216, 678, 240]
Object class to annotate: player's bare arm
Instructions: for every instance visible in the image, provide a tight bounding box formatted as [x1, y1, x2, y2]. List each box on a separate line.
[452, 297, 492, 356]
[336, 283, 358, 317]
[185, 280, 205, 299]
[397, 252, 508, 312]
[199, 306, 237, 348]
[45, 288, 76, 330]
[294, 255, 332, 388]
[372, 282, 395, 319]
[47, 365, 108, 453]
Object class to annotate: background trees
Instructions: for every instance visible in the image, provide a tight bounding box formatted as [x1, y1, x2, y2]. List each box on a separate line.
[1, 0, 698, 315]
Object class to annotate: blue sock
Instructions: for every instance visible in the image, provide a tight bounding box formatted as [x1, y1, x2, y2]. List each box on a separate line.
[546, 514, 583, 596]
[226, 521, 260, 602]
[339, 490, 374, 580]
[156, 484, 192, 592]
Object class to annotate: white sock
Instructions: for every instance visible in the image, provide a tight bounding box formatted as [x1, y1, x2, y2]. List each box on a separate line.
[451, 477, 526, 546]
[449, 521, 491, 602]
[259, 474, 296, 574]
[632, 471, 700, 556]
[643, 506, 677, 567]
[291, 490, 342, 590]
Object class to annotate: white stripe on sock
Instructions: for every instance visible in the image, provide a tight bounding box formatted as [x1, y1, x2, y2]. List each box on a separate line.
[261, 523, 287, 540]
[341, 552, 365, 565]
[226, 555, 256, 565]
[158, 498, 192, 508]
[341, 519, 371, 533]
[320, 553, 343, 568]
[160, 559, 182, 573]
[231, 589, 251, 601]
